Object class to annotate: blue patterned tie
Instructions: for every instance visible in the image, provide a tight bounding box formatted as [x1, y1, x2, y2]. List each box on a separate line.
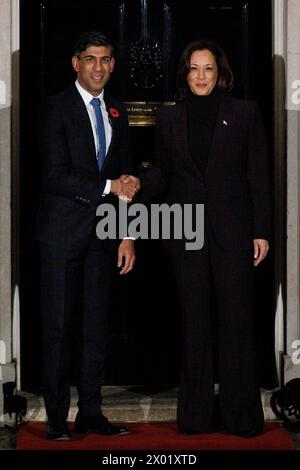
[90, 97, 106, 171]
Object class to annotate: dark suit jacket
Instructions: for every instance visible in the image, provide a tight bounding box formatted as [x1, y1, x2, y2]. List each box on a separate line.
[140, 94, 272, 251]
[35, 84, 133, 249]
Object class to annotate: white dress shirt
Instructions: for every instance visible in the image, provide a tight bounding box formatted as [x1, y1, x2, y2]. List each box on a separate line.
[75, 81, 134, 240]
[75, 80, 111, 195]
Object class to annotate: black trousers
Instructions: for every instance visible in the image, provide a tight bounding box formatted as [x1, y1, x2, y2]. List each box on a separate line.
[172, 224, 264, 434]
[39, 236, 115, 424]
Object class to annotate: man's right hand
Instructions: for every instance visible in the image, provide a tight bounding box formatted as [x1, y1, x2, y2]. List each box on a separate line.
[110, 175, 140, 202]
[120, 175, 141, 192]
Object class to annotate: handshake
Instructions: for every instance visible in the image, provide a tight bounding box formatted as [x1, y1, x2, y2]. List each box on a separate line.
[110, 175, 140, 203]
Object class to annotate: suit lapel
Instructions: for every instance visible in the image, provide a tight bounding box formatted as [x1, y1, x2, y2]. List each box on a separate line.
[67, 85, 99, 174]
[67, 86, 121, 175]
[173, 100, 204, 180]
[173, 95, 236, 178]
[205, 94, 236, 176]
[101, 92, 116, 172]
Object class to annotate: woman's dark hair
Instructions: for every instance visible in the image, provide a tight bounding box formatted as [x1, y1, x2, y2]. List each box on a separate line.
[73, 31, 114, 57]
[176, 39, 234, 99]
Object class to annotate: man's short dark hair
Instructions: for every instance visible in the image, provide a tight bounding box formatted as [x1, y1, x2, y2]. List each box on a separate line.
[73, 31, 114, 57]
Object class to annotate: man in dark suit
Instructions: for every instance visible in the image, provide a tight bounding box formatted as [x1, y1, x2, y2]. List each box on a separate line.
[36, 31, 140, 440]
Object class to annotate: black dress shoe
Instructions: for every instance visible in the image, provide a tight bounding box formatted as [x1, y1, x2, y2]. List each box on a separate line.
[46, 423, 71, 440]
[74, 413, 129, 436]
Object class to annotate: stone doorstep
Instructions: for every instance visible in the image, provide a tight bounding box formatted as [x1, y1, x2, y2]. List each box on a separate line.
[19, 386, 277, 423]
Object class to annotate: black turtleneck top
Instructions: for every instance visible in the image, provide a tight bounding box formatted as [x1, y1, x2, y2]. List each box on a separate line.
[186, 87, 220, 175]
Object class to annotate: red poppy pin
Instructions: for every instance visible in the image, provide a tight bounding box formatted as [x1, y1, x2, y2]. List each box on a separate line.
[109, 107, 120, 118]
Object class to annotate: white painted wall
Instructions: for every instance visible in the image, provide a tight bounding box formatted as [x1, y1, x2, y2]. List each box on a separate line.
[284, 0, 300, 381]
[0, 0, 18, 425]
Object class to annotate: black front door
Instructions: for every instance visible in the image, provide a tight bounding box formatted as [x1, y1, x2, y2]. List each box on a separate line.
[20, 0, 275, 391]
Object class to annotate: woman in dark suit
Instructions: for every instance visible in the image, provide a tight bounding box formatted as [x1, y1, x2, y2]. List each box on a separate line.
[141, 39, 271, 437]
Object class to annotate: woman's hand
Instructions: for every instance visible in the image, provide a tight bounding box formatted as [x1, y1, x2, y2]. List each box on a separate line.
[253, 239, 269, 267]
[111, 175, 139, 202]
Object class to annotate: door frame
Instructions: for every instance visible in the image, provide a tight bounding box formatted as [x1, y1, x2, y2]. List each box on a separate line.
[9, 0, 296, 389]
